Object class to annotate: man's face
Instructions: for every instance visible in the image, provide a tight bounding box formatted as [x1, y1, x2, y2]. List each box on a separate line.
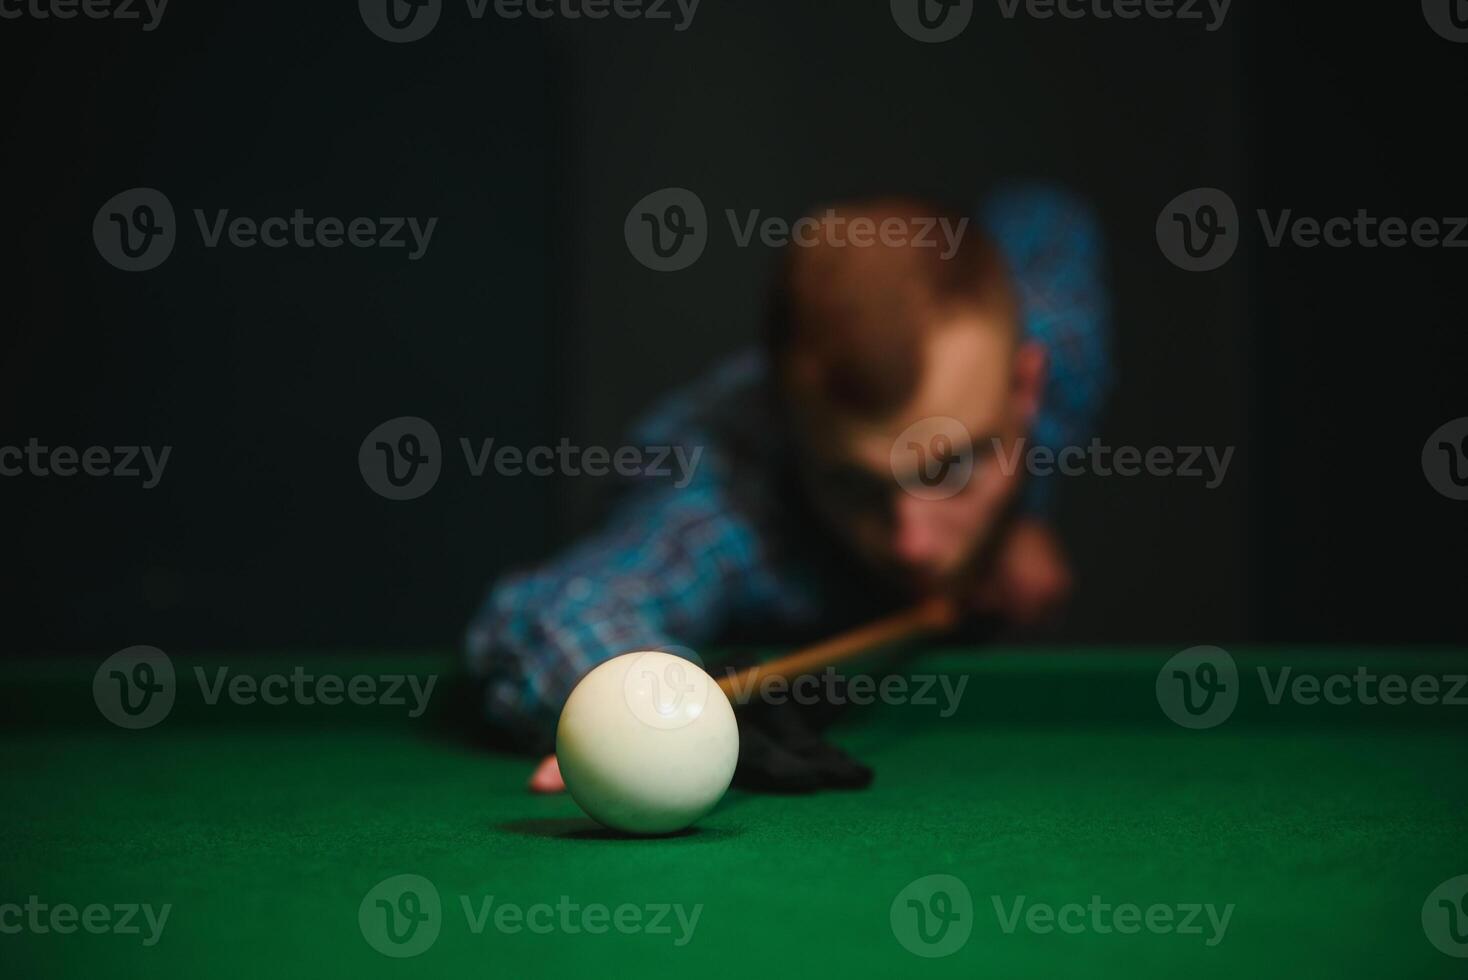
[790, 316, 1043, 593]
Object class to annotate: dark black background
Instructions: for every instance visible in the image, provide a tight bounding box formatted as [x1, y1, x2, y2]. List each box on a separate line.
[2, 1, 1464, 653]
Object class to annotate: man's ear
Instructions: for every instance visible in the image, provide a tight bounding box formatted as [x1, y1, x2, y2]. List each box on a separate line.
[1012, 340, 1047, 424]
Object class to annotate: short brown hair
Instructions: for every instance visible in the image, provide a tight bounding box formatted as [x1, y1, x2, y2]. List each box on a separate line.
[768, 197, 1017, 417]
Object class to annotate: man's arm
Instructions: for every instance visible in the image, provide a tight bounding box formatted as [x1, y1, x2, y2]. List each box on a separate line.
[464, 480, 765, 753]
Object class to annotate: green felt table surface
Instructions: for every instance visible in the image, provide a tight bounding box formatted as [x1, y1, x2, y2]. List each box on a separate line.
[3, 648, 1467, 979]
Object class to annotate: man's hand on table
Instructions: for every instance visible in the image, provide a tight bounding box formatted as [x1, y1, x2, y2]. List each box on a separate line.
[529, 754, 565, 793]
[971, 517, 1072, 626]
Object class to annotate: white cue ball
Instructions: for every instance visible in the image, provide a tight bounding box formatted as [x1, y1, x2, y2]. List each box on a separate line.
[556, 650, 738, 835]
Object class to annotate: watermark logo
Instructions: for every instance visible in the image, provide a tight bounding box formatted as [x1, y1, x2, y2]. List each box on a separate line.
[1423, 417, 1468, 501]
[1156, 645, 1238, 730]
[94, 188, 176, 272]
[625, 187, 708, 272]
[1423, 875, 1468, 957]
[360, 0, 442, 42]
[627, 192, 970, 271]
[359, 417, 442, 501]
[360, 419, 704, 500]
[93, 646, 176, 730]
[1161, 189, 1468, 270]
[891, 417, 975, 500]
[98, 660, 439, 723]
[1164, 657, 1466, 726]
[891, 0, 973, 43]
[1156, 187, 1238, 272]
[623, 649, 711, 731]
[95, 190, 436, 269]
[360, 876, 701, 952]
[891, 874, 973, 957]
[891, 423, 1238, 496]
[360, 874, 442, 958]
[1423, 0, 1468, 42]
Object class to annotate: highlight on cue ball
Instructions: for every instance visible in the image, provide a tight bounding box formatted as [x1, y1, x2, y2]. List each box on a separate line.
[555, 650, 738, 836]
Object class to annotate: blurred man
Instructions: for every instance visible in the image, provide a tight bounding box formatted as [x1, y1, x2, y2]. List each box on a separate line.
[466, 186, 1110, 791]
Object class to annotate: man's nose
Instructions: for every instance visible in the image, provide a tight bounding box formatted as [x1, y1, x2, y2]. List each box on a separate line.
[891, 494, 943, 567]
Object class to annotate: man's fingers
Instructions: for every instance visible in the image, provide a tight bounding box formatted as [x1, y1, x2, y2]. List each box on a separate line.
[528, 753, 565, 794]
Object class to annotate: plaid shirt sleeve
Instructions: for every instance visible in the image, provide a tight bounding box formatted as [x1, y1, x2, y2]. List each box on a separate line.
[463, 356, 785, 751]
[464, 481, 770, 750]
[984, 185, 1114, 516]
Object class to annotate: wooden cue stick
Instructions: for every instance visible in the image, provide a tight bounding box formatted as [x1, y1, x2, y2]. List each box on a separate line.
[715, 595, 960, 699]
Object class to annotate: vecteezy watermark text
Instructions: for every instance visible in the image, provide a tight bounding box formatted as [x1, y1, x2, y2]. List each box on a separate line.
[889, 874, 1234, 958]
[460, 438, 701, 486]
[1158, 188, 1468, 271]
[0, 0, 168, 30]
[194, 667, 437, 717]
[0, 440, 171, 488]
[726, 209, 969, 258]
[624, 188, 970, 272]
[93, 647, 439, 729]
[1256, 666, 1468, 708]
[94, 188, 436, 271]
[721, 668, 968, 718]
[1157, 646, 1468, 729]
[470, 0, 699, 28]
[890, 418, 1235, 500]
[994, 0, 1231, 30]
[991, 438, 1233, 488]
[890, 0, 1231, 43]
[359, 416, 704, 501]
[459, 895, 700, 945]
[0, 897, 171, 946]
[992, 895, 1234, 946]
[193, 210, 436, 259]
[360, 0, 700, 43]
[358, 874, 701, 958]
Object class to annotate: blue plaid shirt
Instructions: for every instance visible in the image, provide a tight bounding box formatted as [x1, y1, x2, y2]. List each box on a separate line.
[466, 185, 1112, 748]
